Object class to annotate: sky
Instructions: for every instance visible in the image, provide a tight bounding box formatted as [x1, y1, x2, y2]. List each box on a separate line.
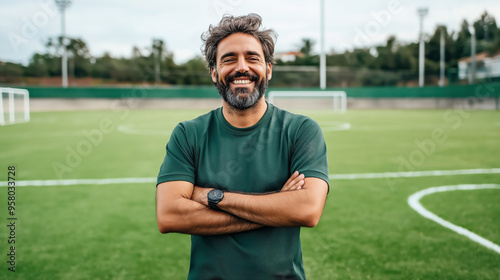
[1, 0, 500, 65]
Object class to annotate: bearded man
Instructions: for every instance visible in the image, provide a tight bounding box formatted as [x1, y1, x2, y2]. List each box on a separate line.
[156, 13, 329, 280]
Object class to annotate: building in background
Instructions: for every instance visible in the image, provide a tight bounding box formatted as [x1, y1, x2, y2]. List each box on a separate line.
[276, 51, 304, 63]
[458, 51, 500, 81]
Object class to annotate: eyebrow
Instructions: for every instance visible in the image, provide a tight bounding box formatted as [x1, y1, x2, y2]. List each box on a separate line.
[220, 52, 236, 61]
[219, 51, 263, 61]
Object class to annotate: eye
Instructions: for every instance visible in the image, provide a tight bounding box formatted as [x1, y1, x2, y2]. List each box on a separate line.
[223, 58, 236, 63]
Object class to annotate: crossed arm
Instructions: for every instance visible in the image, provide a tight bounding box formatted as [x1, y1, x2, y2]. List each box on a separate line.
[156, 172, 329, 235]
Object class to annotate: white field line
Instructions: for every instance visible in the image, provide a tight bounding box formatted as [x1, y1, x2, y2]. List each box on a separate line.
[1, 168, 499, 187]
[408, 184, 500, 254]
[319, 122, 351, 132]
[117, 124, 172, 135]
[0, 177, 156, 187]
[329, 168, 500, 180]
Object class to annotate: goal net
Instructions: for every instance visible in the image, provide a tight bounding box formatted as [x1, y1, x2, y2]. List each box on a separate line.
[268, 91, 346, 112]
[0, 87, 30, 126]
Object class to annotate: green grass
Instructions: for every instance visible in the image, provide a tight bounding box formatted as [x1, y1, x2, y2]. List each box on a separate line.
[1, 108, 500, 279]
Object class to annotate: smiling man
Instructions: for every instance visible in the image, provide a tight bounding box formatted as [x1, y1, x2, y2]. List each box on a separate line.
[156, 14, 329, 280]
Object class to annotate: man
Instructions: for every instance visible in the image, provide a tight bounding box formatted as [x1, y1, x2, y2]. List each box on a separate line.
[156, 13, 329, 280]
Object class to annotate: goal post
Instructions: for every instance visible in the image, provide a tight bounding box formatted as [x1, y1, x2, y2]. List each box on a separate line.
[268, 91, 347, 112]
[0, 87, 30, 126]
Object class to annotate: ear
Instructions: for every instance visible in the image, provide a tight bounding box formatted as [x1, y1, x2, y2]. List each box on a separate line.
[266, 62, 273, 80]
[211, 67, 217, 83]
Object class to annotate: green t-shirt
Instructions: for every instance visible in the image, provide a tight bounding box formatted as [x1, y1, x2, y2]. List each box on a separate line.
[157, 102, 329, 280]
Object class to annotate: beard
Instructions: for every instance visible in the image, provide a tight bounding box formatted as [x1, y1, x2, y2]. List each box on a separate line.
[215, 71, 268, 111]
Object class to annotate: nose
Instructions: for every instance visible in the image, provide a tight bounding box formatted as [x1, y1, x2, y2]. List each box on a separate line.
[235, 57, 249, 73]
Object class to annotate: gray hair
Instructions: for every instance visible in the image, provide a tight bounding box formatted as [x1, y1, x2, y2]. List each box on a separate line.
[201, 13, 277, 71]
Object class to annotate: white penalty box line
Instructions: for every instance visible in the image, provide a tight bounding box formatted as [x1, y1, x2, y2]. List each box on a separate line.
[1, 168, 499, 187]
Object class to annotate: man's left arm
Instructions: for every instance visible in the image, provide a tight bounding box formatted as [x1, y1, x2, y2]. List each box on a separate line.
[192, 176, 328, 228]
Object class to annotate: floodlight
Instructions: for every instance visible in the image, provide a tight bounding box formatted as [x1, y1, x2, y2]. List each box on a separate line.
[55, 0, 72, 88]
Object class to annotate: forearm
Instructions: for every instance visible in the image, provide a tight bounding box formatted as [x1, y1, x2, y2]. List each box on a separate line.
[159, 198, 262, 235]
[195, 177, 328, 228]
[156, 181, 263, 236]
[219, 189, 321, 227]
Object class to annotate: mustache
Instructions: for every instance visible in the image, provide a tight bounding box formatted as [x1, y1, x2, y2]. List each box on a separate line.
[225, 72, 259, 84]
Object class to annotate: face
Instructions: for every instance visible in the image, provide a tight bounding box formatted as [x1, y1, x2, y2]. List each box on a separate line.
[211, 33, 273, 110]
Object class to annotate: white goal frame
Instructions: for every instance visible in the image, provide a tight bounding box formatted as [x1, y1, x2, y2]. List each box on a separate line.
[0, 87, 30, 126]
[268, 91, 347, 112]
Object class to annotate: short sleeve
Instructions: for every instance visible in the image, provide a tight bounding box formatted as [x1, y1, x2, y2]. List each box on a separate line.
[156, 123, 196, 186]
[289, 118, 329, 187]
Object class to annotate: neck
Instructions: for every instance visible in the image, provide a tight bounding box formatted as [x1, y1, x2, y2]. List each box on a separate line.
[222, 98, 267, 128]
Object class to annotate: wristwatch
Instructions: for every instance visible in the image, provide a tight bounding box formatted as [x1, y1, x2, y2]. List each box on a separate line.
[207, 189, 224, 210]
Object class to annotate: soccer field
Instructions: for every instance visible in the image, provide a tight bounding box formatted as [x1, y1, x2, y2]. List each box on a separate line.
[1, 108, 499, 279]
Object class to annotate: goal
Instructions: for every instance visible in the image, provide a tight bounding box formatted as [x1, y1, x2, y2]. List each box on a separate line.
[268, 91, 347, 112]
[0, 87, 30, 126]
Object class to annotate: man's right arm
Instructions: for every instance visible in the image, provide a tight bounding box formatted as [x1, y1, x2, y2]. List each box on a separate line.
[156, 181, 262, 235]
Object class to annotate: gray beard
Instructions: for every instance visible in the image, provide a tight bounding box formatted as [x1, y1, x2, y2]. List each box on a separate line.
[215, 73, 268, 111]
[221, 87, 262, 111]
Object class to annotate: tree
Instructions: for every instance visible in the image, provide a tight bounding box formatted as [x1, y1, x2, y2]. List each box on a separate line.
[26, 36, 92, 79]
[473, 11, 498, 41]
[344, 48, 375, 68]
[177, 56, 213, 85]
[373, 36, 398, 70]
[66, 38, 92, 78]
[25, 53, 49, 77]
[427, 26, 452, 62]
[91, 52, 116, 80]
[489, 28, 500, 54]
[299, 38, 315, 57]
[453, 20, 472, 60]
[326, 51, 349, 67]
[425, 25, 454, 73]
[0, 62, 24, 83]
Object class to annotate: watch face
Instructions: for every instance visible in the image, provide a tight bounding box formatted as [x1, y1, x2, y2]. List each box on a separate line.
[208, 189, 223, 200]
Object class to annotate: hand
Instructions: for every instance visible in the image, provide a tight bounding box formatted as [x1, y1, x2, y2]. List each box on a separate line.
[281, 171, 305, 192]
[192, 186, 213, 207]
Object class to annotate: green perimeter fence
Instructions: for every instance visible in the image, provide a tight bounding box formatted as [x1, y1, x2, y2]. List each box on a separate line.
[16, 84, 499, 101]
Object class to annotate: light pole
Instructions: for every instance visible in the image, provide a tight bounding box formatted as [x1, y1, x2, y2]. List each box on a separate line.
[417, 7, 428, 87]
[319, 0, 326, 89]
[439, 26, 445, 87]
[55, 0, 72, 88]
[468, 25, 476, 84]
[153, 39, 162, 85]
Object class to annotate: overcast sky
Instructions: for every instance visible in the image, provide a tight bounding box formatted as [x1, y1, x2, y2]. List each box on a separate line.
[2, 0, 500, 65]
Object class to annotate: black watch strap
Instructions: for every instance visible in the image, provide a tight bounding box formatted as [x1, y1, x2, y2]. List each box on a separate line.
[208, 200, 219, 210]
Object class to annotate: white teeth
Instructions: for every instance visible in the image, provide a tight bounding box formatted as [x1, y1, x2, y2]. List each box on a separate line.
[233, 80, 251, 84]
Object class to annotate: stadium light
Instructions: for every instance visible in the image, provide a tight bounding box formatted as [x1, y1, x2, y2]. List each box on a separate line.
[417, 7, 428, 88]
[55, 0, 72, 88]
[468, 25, 476, 84]
[153, 39, 162, 85]
[319, 0, 326, 90]
[439, 26, 445, 87]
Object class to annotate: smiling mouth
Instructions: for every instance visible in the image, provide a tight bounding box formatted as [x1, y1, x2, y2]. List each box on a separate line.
[232, 79, 252, 85]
